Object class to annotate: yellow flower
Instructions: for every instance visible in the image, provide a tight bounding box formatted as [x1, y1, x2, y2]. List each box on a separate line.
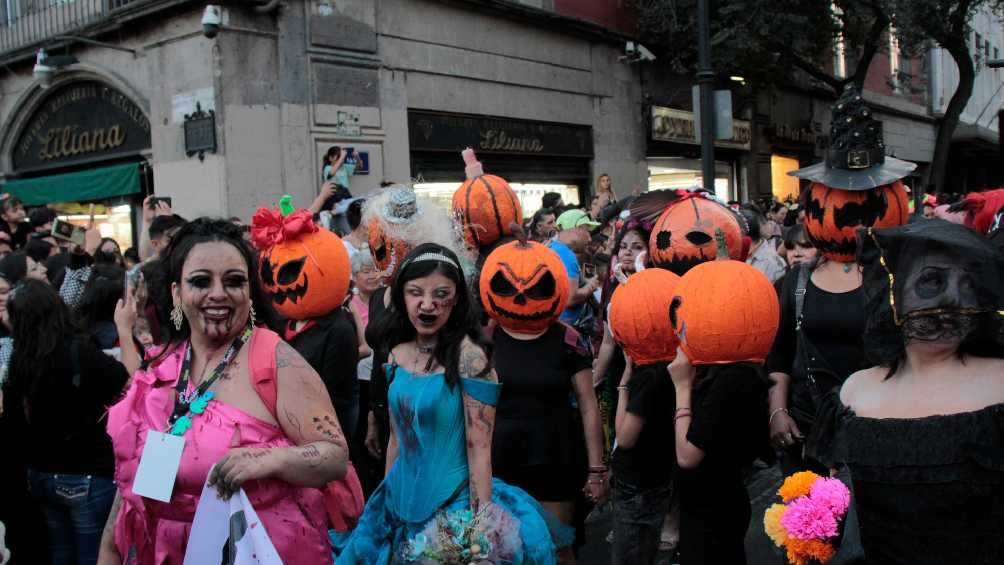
[786, 538, 836, 565]
[763, 503, 789, 547]
[778, 471, 821, 502]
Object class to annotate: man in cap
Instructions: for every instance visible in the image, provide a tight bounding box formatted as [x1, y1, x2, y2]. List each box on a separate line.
[549, 209, 601, 325]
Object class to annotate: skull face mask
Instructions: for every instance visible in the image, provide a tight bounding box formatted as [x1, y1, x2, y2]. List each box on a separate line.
[898, 249, 981, 344]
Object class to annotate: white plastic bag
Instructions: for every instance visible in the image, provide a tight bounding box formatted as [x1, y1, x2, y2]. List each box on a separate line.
[184, 473, 282, 565]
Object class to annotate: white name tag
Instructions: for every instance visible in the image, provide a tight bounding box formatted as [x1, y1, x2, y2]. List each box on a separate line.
[132, 431, 185, 502]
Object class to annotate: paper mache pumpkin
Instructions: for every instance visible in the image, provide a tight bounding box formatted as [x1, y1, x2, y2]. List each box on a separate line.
[251, 208, 351, 320]
[368, 218, 412, 274]
[669, 232, 779, 364]
[803, 181, 909, 262]
[479, 226, 569, 334]
[608, 268, 682, 365]
[649, 194, 742, 275]
[453, 148, 522, 249]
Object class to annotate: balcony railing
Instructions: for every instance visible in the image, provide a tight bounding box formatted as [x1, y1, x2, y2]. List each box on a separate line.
[0, 0, 146, 58]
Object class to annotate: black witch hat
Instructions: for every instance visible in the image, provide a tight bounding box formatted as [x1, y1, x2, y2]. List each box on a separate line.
[790, 85, 916, 190]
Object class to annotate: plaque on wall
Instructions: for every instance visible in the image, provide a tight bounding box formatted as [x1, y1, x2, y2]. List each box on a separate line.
[13, 81, 151, 172]
[408, 111, 594, 158]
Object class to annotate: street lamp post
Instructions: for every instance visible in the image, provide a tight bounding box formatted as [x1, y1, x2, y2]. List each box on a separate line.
[696, 0, 715, 194]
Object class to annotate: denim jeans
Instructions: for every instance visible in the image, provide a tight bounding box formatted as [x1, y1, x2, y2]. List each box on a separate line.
[611, 478, 674, 565]
[26, 470, 116, 565]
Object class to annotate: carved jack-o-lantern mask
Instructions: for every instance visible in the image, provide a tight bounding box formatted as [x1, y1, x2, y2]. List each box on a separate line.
[367, 218, 412, 275]
[649, 195, 742, 275]
[804, 181, 909, 262]
[479, 237, 569, 333]
[252, 208, 351, 320]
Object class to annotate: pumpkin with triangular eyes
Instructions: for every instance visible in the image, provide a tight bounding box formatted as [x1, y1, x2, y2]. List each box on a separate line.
[803, 181, 909, 262]
[649, 195, 742, 275]
[479, 239, 569, 333]
[252, 208, 351, 320]
[367, 218, 412, 275]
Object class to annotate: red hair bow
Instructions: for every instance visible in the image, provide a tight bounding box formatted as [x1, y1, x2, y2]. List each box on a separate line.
[250, 208, 317, 250]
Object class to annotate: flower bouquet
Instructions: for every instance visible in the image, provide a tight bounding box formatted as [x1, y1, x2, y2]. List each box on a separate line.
[764, 471, 852, 565]
[399, 503, 522, 564]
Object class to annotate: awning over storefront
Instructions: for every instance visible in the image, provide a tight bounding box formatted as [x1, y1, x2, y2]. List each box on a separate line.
[4, 162, 141, 206]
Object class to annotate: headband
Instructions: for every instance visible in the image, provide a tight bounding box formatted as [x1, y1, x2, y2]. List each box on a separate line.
[403, 251, 460, 271]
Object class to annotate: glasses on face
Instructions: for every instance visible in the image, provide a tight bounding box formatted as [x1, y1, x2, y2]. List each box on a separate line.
[783, 241, 814, 250]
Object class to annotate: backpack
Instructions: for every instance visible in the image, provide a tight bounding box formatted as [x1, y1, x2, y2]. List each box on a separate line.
[248, 328, 365, 533]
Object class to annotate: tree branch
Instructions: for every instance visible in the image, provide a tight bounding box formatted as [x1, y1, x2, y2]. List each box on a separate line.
[847, 4, 890, 88]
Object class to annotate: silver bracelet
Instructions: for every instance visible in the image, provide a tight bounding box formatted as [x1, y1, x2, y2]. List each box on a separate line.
[769, 407, 789, 425]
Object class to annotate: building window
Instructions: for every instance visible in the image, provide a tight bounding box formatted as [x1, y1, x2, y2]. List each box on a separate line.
[832, 3, 847, 78]
[889, 28, 903, 93]
[770, 155, 801, 203]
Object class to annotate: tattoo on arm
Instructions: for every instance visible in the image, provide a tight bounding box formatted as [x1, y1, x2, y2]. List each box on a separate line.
[463, 396, 494, 450]
[458, 345, 490, 380]
[275, 342, 308, 370]
[312, 414, 347, 448]
[300, 443, 324, 469]
[284, 408, 303, 437]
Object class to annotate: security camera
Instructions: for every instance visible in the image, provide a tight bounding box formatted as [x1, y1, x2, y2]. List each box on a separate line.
[33, 49, 55, 88]
[202, 5, 222, 39]
[622, 41, 657, 63]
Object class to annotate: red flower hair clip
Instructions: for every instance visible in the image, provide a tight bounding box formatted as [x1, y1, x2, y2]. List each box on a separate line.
[250, 208, 318, 250]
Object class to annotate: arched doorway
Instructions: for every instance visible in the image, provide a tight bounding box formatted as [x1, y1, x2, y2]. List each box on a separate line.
[3, 79, 151, 249]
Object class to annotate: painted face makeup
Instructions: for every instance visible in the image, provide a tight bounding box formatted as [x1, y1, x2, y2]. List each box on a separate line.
[174, 241, 251, 343]
[403, 272, 456, 337]
[898, 250, 980, 344]
[618, 230, 647, 272]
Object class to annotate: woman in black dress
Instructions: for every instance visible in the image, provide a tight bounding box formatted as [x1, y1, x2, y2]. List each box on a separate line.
[810, 220, 1004, 564]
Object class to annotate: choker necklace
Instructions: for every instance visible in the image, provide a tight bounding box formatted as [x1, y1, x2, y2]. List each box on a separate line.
[417, 342, 435, 354]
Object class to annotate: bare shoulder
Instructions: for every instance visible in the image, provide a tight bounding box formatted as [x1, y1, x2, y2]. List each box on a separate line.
[459, 338, 493, 381]
[839, 366, 886, 409]
[275, 341, 310, 370]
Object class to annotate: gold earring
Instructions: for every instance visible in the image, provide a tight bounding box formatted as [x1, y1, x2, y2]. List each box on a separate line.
[249, 303, 257, 326]
[171, 303, 184, 331]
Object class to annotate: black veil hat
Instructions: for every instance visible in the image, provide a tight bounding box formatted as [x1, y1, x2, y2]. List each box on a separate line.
[857, 219, 1004, 366]
[790, 85, 916, 190]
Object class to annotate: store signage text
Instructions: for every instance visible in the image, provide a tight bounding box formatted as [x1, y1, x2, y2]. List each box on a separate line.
[765, 123, 817, 145]
[409, 111, 593, 157]
[13, 81, 151, 171]
[651, 106, 751, 151]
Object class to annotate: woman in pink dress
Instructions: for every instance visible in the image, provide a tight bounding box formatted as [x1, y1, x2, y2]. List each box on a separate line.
[97, 218, 349, 564]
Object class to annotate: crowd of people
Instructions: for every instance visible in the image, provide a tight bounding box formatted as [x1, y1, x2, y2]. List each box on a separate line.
[1, 88, 1003, 565]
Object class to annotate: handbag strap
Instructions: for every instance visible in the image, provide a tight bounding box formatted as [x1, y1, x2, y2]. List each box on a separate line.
[794, 261, 812, 332]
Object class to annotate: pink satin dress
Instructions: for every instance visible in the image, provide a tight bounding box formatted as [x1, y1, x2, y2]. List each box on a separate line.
[106, 332, 332, 564]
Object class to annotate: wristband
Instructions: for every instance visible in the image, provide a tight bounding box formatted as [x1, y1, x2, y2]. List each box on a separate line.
[674, 409, 692, 423]
[588, 466, 608, 473]
[769, 407, 789, 426]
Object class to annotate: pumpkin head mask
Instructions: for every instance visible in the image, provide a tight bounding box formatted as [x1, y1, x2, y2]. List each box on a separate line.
[251, 208, 351, 320]
[669, 232, 779, 364]
[649, 193, 742, 275]
[608, 268, 682, 365]
[452, 148, 522, 250]
[479, 226, 569, 334]
[803, 181, 909, 262]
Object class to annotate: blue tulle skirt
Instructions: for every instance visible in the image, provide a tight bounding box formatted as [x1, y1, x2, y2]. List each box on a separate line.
[333, 478, 573, 564]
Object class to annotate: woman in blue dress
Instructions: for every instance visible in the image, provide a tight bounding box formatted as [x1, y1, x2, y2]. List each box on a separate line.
[336, 243, 573, 564]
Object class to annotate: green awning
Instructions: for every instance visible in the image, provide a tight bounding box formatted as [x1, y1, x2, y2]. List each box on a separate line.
[4, 163, 141, 206]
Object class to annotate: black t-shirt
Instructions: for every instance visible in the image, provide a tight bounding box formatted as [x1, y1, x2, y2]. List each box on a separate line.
[491, 323, 592, 467]
[0, 221, 29, 251]
[679, 364, 770, 528]
[366, 287, 390, 414]
[611, 362, 675, 489]
[4, 336, 128, 476]
[287, 307, 359, 427]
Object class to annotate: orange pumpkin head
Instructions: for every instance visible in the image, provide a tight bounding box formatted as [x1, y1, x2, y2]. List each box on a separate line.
[803, 181, 909, 262]
[367, 218, 412, 274]
[649, 195, 742, 275]
[670, 259, 780, 365]
[479, 236, 569, 334]
[453, 149, 522, 249]
[608, 268, 682, 365]
[252, 208, 351, 320]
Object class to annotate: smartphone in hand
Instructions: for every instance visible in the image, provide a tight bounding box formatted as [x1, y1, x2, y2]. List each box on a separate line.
[51, 218, 87, 247]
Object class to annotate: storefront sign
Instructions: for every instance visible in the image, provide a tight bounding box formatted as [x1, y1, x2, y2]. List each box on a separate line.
[409, 111, 593, 157]
[765, 123, 817, 145]
[651, 106, 751, 151]
[13, 81, 151, 171]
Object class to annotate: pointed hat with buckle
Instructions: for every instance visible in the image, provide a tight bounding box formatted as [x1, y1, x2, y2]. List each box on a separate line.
[789, 85, 916, 190]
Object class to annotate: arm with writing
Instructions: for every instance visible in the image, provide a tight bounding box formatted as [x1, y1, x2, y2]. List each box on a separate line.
[209, 342, 348, 498]
[460, 343, 496, 512]
[96, 490, 123, 565]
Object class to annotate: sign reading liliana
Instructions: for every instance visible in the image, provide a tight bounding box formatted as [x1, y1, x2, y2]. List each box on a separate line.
[13, 81, 151, 171]
[408, 111, 593, 157]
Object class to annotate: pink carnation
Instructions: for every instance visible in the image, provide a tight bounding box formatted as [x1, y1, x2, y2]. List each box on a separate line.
[780, 496, 839, 540]
[809, 477, 851, 518]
